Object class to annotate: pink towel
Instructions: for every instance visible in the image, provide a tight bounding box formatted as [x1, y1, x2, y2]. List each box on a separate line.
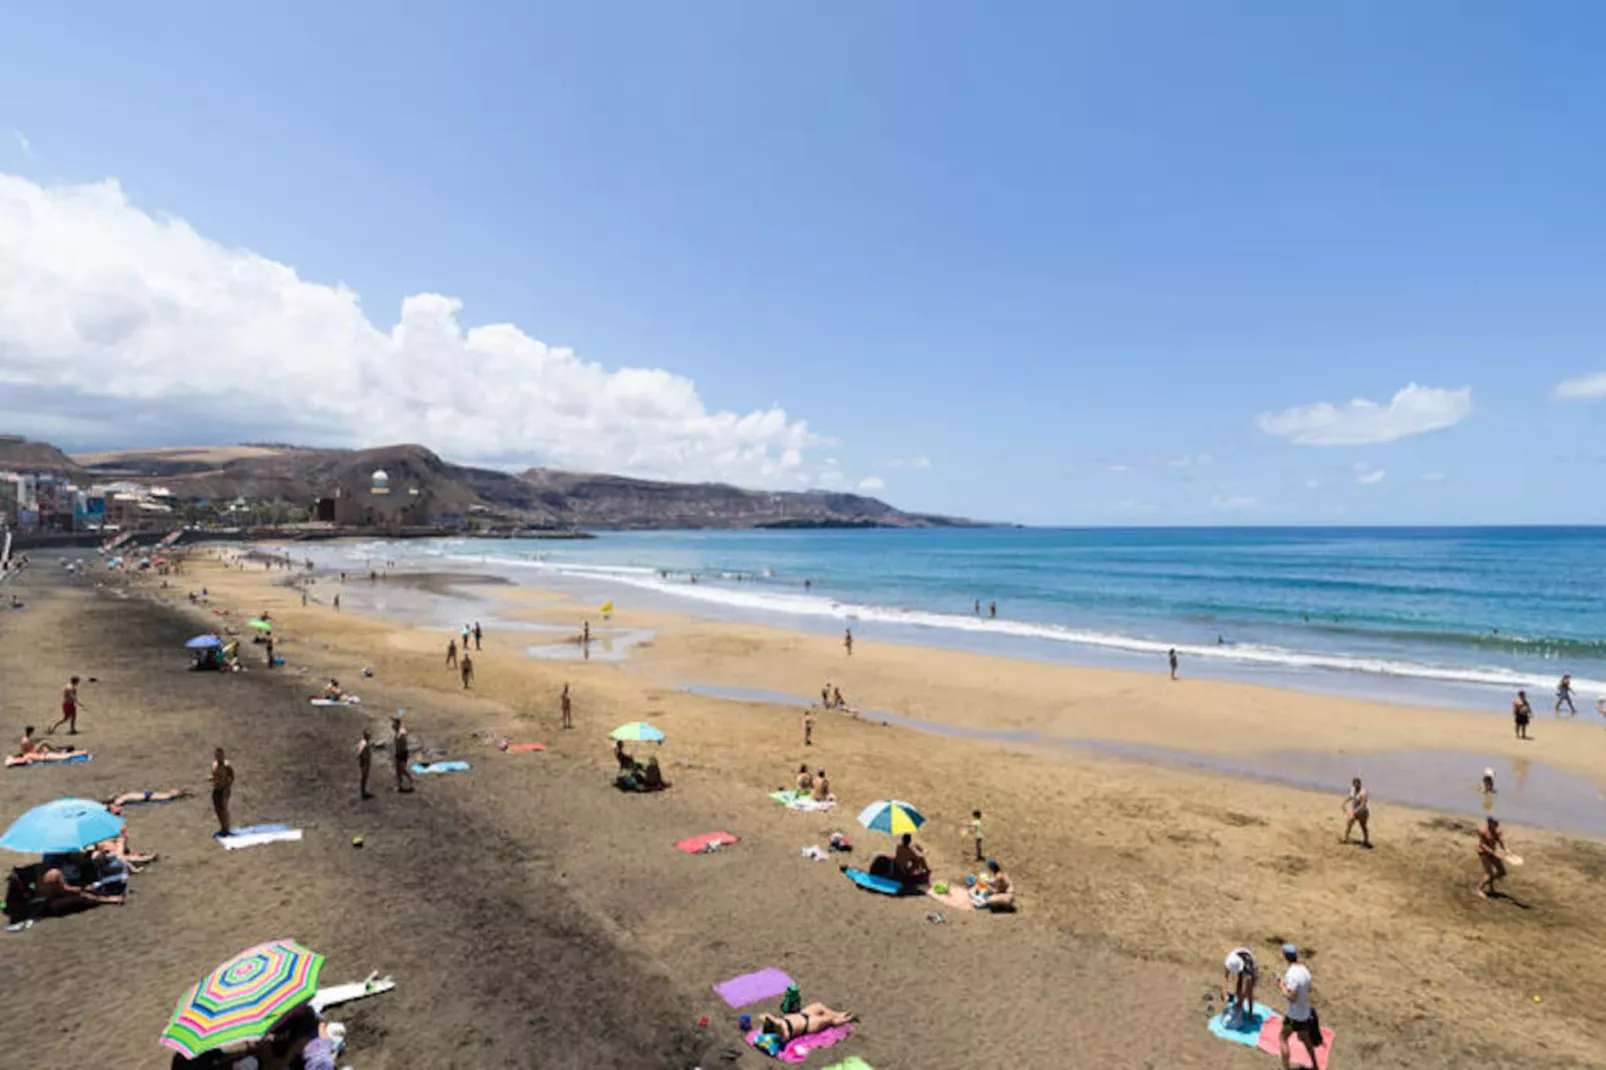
[675, 831, 739, 854]
[1257, 1016, 1334, 1069]
[746, 1024, 855, 1063]
[506, 743, 547, 752]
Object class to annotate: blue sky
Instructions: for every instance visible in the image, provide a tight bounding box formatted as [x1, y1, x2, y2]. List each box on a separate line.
[2, 2, 1604, 524]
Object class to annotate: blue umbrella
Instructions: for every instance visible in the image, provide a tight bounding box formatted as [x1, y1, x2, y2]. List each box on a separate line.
[1, 798, 125, 854]
[185, 635, 223, 649]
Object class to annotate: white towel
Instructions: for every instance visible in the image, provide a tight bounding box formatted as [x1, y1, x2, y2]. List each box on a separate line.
[787, 797, 835, 812]
[220, 829, 303, 849]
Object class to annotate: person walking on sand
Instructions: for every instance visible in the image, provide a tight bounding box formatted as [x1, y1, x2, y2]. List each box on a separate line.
[1340, 777, 1371, 847]
[582, 620, 591, 646]
[989, 601, 997, 619]
[446, 638, 457, 668]
[1477, 816, 1512, 898]
[48, 676, 82, 735]
[844, 628, 853, 657]
[460, 652, 474, 689]
[803, 711, 815, 747]
[357, 729, 374, 799]
[392, 714, 414, 793]
[210, 747, 235, 837]
[1513, 690, 1532, 740]
[969, 809, 985, 862]
[473, 621, 483, 651]
[1275, 945, 1321, 1070]
[560, 683, 573, 729]
[1555, 673, 1577, 716]
[1168, 648, 1178, 681]
[333, 593, 341, 611]
[265, 636, 275, 668]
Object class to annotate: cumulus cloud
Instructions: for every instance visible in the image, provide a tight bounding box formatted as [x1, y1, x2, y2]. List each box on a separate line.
[1210, 494, 1257, 510]
[885, 456, 932, 469]
[1555, 372, 1606, 400]
[1356, 468, 1386, 485]
[0, 173, 828, 486]
[1257, 383, 1472, 445]
[858, 476, 886, 491]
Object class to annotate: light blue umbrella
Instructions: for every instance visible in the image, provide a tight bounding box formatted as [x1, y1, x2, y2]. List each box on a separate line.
[609, 721, 665, 743]
[1, 798, 124, 854]
[185, 634, 223, 649]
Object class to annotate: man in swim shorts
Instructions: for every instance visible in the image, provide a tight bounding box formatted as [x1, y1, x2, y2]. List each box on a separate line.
[210, 747, 235, 837]
[391, 715, 414, 793]
[48, 676, 82, 735]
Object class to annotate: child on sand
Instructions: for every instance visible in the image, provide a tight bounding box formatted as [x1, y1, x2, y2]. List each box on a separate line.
[560, 683, 573, 729]
[357, 730, 373, 799]
[1340, 777, 1371, 847]
[210, 748, 234, 837]
[969, 809, 984, 862]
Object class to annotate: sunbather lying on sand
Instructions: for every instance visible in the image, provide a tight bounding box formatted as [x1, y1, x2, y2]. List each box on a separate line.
[104, 788, 192, 809]
[757, 1003, 857, 1044]
[15, 725, 58, 758]
[38, 864, 124, 909]
[7, 749, 82, 766]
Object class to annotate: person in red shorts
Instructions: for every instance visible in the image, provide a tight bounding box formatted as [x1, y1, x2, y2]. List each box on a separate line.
[48, 676, 83, 735]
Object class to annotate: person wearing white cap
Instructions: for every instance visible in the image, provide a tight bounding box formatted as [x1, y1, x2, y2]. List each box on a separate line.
[1221, 946, 1258, 1026]
[1276, 944, 1321, 1069]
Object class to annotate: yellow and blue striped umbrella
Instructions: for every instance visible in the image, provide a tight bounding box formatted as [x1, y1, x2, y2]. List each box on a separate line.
[857, 799, 926, 836]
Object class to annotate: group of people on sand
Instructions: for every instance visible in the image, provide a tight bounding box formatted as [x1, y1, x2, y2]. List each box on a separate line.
[1221, 943, 1320, 1070]
[168, 1000, 346, 1069]
[792, 763, 835, 803]
[614, 740, 669, 792]
[12, 789, 182, 919]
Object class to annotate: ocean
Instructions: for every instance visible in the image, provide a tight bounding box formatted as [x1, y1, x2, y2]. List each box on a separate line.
[319, 526, 1606, 708]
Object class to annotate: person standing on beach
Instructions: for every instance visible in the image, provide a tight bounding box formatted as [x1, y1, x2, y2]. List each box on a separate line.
[446, 638, 457, 668]
[974, 599, 981, 616]
[1477, 816, 1511, 898]
[460, 652, 474, 689]
[844, 628, 853, 656]
[473, 621, 483, 650]
[461, 623, 471, 651]
[333, 593, 341, 611]
[582, 620, 591, 646]
[1555, 674, 1576, 716]
[1340, 777, 1371, 847]
[392, 714, 414, 793]
[210, 747, 234, 837]
[1168, 648, 1178, 681]
[989, 601, 997, 619]
[357, 729, 373, 799]
[1513, 690, 1532, 740]
[803, 711, 815, 747]
[265, 636, 275, 668]
[970, 810, 984, 862]
[560, 683, 573, 729]
[48, 676, 82, 735]
[1275, 945, 1321, 1070]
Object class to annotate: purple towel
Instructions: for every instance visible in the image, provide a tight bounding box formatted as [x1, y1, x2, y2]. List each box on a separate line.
[713, 968, 795, 1008]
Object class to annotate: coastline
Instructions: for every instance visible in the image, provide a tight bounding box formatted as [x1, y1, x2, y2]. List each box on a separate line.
[12, 548, 1605, 1067]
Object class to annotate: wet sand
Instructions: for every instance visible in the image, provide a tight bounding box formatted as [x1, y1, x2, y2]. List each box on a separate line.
[5, 552, 1605, 1067]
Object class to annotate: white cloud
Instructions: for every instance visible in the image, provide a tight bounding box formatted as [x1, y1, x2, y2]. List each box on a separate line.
[0, 173, 835, 486]
[1420, 472, 1446, 481]
[1556, 372, 1606, 400]
[885, 455, 932, 469]
[11, 131, 32, 158]
[1356, 468, 1386, 485]
[1304, 479, 1321, 489]
[1104, 463, 1130, 474]
[1210, 494, 1257, 510]
[1257, 383, 1472, 445]
[1166, 453, 1213, 468]
[857, 476, 885, 491]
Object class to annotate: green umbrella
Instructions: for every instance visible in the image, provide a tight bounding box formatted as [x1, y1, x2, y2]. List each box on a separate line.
[247, 619, 273, 633]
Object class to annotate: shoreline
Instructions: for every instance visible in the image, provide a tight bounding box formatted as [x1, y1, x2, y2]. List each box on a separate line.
[48, 546, 1606, 1067]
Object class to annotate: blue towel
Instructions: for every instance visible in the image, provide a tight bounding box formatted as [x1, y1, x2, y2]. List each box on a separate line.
[411, 761, 470, 775]
[12, 752, 91, 766]
[1207, 1002, 1275, 1047]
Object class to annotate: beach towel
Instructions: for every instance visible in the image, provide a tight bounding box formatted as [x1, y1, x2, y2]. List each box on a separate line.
[843, 868, 908, 896]
[411, 761, 470, 775]
[311, 973, 395, 1013]
[1206, 1002, 1275, 1048]
[220, 827, 302, 850]
[506, 743, 547, 753]
[713, 968, 794, 1009]
[6, 752, 92, 768]
[770, 790, 836, 812]
[823, 1059, 874, 1070]
[1256, 1015, 1335, 1069]
[674, 831, 739, 854]
[745, 1023, 854, 1063]
[309, 697, 360, 707]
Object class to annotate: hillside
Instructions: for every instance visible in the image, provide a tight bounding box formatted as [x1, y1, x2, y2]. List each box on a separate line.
[0, 436, 82, 474]
[65, 443, 975, 529]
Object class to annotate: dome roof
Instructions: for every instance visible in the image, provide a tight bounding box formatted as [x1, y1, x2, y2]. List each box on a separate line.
[371, 468, 389, 482]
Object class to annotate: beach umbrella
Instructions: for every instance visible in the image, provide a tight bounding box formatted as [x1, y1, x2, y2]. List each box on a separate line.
[609, 721, 665, 744]
[246, 619, 273, 633]
[1, 798, 124, 855]
[1, 799, 122, 854]
[160, 939, 325, 1059]
[857, 799, 927, 837]
[185, 634, 223, 649]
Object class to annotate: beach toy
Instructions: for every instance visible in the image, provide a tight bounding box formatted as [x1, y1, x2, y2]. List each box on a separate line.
[698, 1016, 709, 1028]
[933, 881, 949, 895]
[739, 1014, 752, 1031]
[351, 836, 364, 848]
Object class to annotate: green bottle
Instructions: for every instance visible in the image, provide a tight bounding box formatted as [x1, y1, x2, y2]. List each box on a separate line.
[780, 984, 801, 1014]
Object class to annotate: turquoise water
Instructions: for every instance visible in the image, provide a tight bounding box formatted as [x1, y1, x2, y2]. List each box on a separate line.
[328, 527, 1606, 702]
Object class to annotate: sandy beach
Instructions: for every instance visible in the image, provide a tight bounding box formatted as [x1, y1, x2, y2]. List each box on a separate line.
[4, 549, 1605, 1068]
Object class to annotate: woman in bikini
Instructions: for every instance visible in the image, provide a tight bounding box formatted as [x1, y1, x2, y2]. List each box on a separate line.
[1340, 777, 1371, 847]
[757, 1004, 856, 1044]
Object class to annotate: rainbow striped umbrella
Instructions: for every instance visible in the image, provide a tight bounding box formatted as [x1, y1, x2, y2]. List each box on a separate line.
[160, 940, 325, 1058]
